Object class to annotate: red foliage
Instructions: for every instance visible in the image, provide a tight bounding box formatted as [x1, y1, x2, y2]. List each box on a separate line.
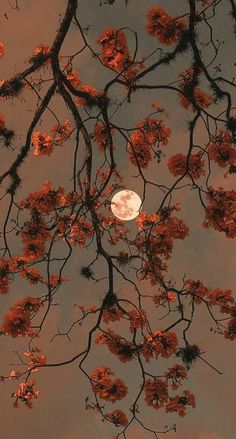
[208, 130, 236, 168]
[165, 390, 196, 416]
[144, 378, 169, 409]
[97, 28, 140, 79]
[146, 7, 187, 45]
[203, 187, 236, 237]
[105, 409, 128, 427]
[168, 152, 205, 178]
[91, 367, 128, 403]
[178, 66, 213, 111]
[12, 380, 39, 408]
[128, 118, 171, 168]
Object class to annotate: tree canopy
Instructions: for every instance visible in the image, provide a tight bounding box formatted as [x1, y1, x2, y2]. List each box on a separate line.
[0, 1, 235, 438]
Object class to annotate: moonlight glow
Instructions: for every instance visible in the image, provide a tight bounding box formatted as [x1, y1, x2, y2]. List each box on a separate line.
[111, 190, 142, 221]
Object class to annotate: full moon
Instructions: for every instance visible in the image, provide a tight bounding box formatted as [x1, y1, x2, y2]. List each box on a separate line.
[111, 190, 142, 221]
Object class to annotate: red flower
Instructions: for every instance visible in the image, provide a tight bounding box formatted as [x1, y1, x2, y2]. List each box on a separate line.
[203, 187, 236, 238]
[94, 121, 114, 151]
[2, 309, 31, 337]
[90, 366, 113, 381]
[165, 390, 196, 416]
[179, 88, 213, 110]
[19, 267, 43, 284]
[224, 317, 236, 341]
[184, 279, 209, 304]
[0, 257, 13, 294]
[141, 330, 178, 361]
[19, 181, 66, 214]
[146, 7, 187, 46]
[12, 380, 39, 408]
[102, 306, 123, 324]
[144, 378, 169, 409]
[33, 44, 50, 58]
[95, 329, 136, 363]
[208, 130, 236, 168]
[20, 219, 51, 245]
[128, 132, 152, 168]
[178, 66, 213, 110]
[23, 241, 45, 262]
[128, 118, 171, 168]
[14, 296, 42, 314]
[75, 85, 103, 107]
[97, 28, 139, 79]
[105, 409, 128, 427]
[90, 367, 128, 403]
[68, 216, 94, 247]
[165, 364, 187, 390]
[32, 132, 53, 156]
[51, 119, 73, 144]
[23, 348, 46, 372]
[208, 288, 234, 310]
[136, 118, 171, 146]
[66, 69, 81, 88]
[168, 152, 205, 179]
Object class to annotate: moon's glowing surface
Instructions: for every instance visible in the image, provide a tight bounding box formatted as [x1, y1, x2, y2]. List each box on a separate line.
[111, 190, 142, 221]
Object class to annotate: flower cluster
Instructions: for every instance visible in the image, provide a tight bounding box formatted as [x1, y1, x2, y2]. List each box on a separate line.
[1, 296, 42, 337]
[102, 306, 124, 324]
[146, 7, 187, 46]
[178, 66, 213, 111]
[134, 207, 189, 281]
[12, 380, 39, 408]
[165, 364, 187, 390]
[98, 212, 127, 245]
[75, 85, 104, 108]
[23, 347, 46, 372]
[94, 121, 115, 151]
[20, 218, 51, 262]
[203, 187, 236, 238]
[18, 266, 43, 284]
[128, 309, 148, 333]
[208, 289, 236, 341]
[165, 390, 196, 416]
[20, 181, 66, 214]
[0, 257, 15, 294]
[182, 279, 236, 340]
[208, 130, 236, 168]
[0, 256, 44, 293]
[128, 118, 171, 168]
[90, 367, 128, 403]
[32, 119, 73, 156]
[144, 378, 169, 409]
[104, 409, 128, 427]
[224, 317, 236, 341]
[168, 152, 205, 179]
[97, 28, 139, 79]
[56, 214, 94, 247]
[184, 279, 209, 304]
[18, 180, 67, 262]
[208, 288, 234, 311]
[141, 330, 178, 361]
[153, 289, 177, 306]
[95, 329, 136, 363]
[29, 44, 51, 65]
[65, 67, 81, 88]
